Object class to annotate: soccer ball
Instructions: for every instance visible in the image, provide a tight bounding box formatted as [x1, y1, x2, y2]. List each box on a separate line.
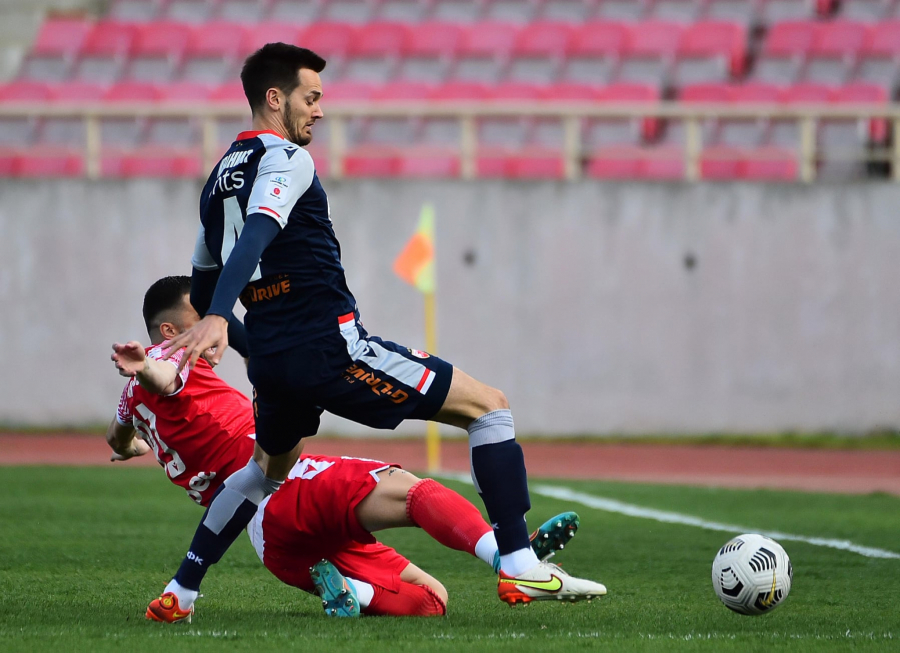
[711, 533, 792, 615]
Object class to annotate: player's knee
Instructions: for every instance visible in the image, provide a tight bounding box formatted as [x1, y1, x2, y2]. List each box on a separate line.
[475, 386, 509, 417]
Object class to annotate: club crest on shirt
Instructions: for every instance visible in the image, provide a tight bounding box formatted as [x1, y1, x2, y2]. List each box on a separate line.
[265, 175, 291, 203]
[408, 348, 430, 359]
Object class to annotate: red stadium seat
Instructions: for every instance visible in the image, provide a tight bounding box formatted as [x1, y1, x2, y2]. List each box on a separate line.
[507, 21, 573, 83]
[397, 22, 462, 82]
[20, 18, 93, 81]
[547, 82, 607, 101]
[430, 81, 492, 100]
[31, 17, 93, 57]
[158, 82, 215, 102]
[739, 145, 797, 179]
[12, 146, 84, 177]
[240, 23, 305, 56]
[564, 22, 630, 84]
[75, 21, 138, 83]
[453, 22, 518, 82]
[349, 22, 410, 57]
[678, 22, 747, 77]
[324, 81, 379, 100]
[857, 20, 900, 93]
[0, 81, 53, 102]
[751, 20, 816, 84]
[373, 81, 433, 100]
[210, 82, 246, 103]
[131, 21, 192, 58]
[804, 20, 868, 85]
[180, 22, 246, 83]
[617, 21, 683, 85]
[50, 81, 106, 102]
[299, 22, 358, 58]
[108, 148, 203, 177]
[395, 147, 460, 177]
[104, 81, 163, 102]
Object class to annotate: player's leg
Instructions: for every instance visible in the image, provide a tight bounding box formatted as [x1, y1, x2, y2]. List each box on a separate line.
[149, 353, 320, 622]
[363, 563, 447, 616]
[430, 367, 539, 576]
[356, 469, 499, 568]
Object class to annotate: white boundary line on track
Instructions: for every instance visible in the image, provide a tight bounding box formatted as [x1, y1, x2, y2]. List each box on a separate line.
[435, 473, 900, 560]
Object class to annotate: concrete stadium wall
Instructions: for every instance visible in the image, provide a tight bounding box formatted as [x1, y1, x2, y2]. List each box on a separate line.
[2, 178, 900, 435]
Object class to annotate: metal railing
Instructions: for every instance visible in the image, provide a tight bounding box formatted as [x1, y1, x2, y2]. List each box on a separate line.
[0, 101, 897, 182]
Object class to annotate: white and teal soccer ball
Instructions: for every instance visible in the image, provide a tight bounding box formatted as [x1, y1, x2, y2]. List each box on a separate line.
[711, 534, 792, 615]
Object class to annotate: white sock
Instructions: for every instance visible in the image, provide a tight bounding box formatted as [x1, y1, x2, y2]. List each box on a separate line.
[475, 531, 499, 569]
[164, 578, 199, 609]
[345, 577, 374, 609]
[500, 547, 540, 577]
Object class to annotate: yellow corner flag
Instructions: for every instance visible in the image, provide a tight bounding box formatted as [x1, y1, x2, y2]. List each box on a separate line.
[393, 202, 441, 473]
[393, 202, 436, 294]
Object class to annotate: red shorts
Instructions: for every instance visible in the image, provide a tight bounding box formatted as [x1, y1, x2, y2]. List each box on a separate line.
[247, 454, 410, 593]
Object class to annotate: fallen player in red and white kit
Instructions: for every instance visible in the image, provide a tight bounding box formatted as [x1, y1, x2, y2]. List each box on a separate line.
[108, 277, 600, 622]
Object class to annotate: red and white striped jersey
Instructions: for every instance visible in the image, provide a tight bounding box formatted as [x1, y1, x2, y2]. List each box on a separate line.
[116, 345, 256, 505]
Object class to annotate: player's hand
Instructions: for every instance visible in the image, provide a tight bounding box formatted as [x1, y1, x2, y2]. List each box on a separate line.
[111, 341, 147, 377]
[110, 438, 151, 462]
[162, 314, 229, 373]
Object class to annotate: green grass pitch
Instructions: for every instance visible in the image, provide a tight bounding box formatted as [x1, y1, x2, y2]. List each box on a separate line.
[0, 466, 897, 652]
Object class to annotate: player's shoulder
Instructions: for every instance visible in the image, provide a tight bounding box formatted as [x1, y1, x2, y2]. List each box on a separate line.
[258, 134, 313, 163]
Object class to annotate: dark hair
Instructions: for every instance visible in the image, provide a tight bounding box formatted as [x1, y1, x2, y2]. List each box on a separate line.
[241, 43, 326, 114]
[142, 276, 192, 337]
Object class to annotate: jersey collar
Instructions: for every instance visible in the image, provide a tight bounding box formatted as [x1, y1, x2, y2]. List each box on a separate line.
[236, 129, 285, 141]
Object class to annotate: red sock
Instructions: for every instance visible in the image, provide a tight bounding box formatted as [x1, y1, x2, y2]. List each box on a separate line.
[406, 478, 492, 557]
[365, 582, 447, 617]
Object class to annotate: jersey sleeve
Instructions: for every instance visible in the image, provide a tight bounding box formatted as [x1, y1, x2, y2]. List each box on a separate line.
[246, 143, 316, 229]
[147, 346, 191, 396]
[191, 222, 219, 271]
[116, 380, 136, 425]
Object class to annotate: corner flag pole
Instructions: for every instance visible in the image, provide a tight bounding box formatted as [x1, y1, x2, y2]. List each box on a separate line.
[392, 203, 441, 473]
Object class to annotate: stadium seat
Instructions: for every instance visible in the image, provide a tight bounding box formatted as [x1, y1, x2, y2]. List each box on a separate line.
[0, 81, 53, 102]
[717, 82, 781, 147]
[758, 0, 818, 23]
[219, 0, 272, 22]
[584, 83, 669, 178]
[397, 22, 462, 83]
[373, 81, 434, 100]
[126, 22, 192, 82]
[180, 22, 246, 83]
[704, 0, 761, 25]
[165, 0, 218, 23]
[540, 0, 597, 22]
[19, 18, 92, 82]
[240, 23, 304, 57]
[298, 22, 357, 62]
[431, 0, 485, 23]
[804, 21, 868, 85]
[269, 0, 320, 23]
[342, 22, 410, 82]
[74, 21, 137, 84]
[12, 146, 85, 177]
[0, 83, 51, 152]
[564, 22, 630, 84]
[484, 0, 541, 23]
[616, 21, 683, 85]
[596, 0, 650, 22]
[321, 0, 377, 23]
[376, 0, 431, 22]
[817, 82, 888, 179]
[452, 22, 519, 83]
[673, 21, 747, 86]
[324, 81, 379, 100]
[507, 22, 574, 83]
[650, 0, 706, 22]
[109, 0, 165, 22]
[158, 82, 215, 102]
[751, 20, 816, 85]
[857, 20, 900, 94]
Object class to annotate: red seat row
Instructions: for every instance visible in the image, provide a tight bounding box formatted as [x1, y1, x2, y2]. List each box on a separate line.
[26, 17, 746, 63]
[106, 0, 836, 26]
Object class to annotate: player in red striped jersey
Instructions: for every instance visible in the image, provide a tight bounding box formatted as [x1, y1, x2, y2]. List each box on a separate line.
[108, 277, 586, 621]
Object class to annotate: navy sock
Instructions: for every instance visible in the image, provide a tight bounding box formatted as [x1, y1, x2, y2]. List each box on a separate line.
[173, 496, 260, 590]
[172, 459, 281, 591]
[468, 410, 532, 556]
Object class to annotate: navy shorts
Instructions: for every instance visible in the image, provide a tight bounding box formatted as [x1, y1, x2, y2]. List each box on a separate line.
[248, 313, 453, 456]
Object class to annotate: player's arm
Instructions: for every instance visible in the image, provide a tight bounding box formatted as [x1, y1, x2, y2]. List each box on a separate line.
[105, 417, 150, 461]
[111, 341, 181, 395]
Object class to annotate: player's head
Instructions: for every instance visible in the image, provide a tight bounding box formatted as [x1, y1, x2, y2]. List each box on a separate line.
[142, 276, 200, 344]
[241, 43, 326, 146]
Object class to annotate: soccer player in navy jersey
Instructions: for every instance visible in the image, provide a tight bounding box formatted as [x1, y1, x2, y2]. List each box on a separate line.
[151, 43, 605, 621]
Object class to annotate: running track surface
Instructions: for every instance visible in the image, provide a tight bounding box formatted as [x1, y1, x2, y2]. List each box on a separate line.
[1, 434, 898, 496]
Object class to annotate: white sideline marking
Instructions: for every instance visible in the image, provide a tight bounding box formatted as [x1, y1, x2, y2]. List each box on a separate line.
[436, 473, 900, 560]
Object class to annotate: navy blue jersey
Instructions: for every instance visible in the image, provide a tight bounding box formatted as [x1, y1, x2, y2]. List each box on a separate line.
[192, 130, 358, 356]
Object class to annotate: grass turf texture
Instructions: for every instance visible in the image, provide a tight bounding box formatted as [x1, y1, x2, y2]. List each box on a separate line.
[0, 467, 897, 652]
